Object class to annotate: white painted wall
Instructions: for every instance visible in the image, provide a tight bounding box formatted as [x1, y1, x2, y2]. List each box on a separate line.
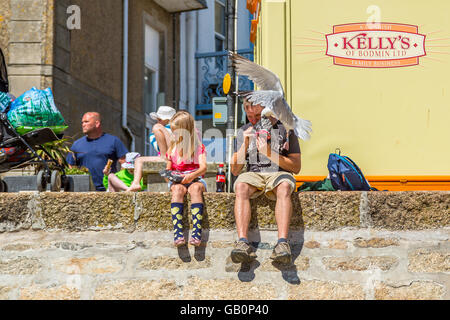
[179, 1, 252, 163]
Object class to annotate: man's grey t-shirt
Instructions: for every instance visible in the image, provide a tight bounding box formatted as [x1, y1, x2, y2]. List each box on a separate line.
[235, 120, 300, 173]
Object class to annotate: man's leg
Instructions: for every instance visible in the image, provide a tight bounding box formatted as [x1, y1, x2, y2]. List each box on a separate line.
[273, 181, 293, 240]
[231, 181, 259, 263]
[270, 181, 294, 264]
[234, 182, 258, 240]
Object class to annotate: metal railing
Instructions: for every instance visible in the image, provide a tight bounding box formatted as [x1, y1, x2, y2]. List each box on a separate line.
[194, 49, 254, 120]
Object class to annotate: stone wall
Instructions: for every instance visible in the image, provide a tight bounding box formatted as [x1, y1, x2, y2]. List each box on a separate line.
[0, 0, 11, 61]
[53, 0, 132, 146]
[53, 0, 178, 154]
[1, 0, 178, 154]
[1, 0, 54, 97]
[0, 191, 448, 300]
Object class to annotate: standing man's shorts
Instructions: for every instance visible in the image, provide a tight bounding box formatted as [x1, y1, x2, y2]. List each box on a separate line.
[233, 171, 297, 201]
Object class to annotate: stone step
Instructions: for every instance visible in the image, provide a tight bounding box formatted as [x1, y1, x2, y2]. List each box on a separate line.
[0, 229, 448, 300]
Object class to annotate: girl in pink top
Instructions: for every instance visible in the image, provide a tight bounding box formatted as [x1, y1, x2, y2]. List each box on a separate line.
[165, 111, 207, 247]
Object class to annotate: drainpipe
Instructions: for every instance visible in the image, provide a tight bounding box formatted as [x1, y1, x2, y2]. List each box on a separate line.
[122, 0, 135, 151]
[179, 13, 187, 110]
[186, 11, 197, 117]
[226, 0, 236, 192]
[173, 13, 178, 109]
[234, 0, 239, 135]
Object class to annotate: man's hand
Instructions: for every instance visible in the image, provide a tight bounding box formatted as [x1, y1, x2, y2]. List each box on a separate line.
[231, 125, 255, 176]
[256, 135, 271, 158]
[102, 159, 113, 175]
[243, 126, 255, 148]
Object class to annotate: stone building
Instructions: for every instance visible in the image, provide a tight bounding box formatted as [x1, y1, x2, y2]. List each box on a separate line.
[0, 0, 207, 154]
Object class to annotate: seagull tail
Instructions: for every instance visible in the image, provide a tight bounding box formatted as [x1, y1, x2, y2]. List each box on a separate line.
[294, 116, 312, 141]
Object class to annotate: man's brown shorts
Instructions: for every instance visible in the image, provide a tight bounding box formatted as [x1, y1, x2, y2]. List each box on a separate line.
[233, 171, 297, 201]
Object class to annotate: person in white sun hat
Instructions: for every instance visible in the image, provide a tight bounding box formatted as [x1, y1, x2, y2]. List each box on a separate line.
[149, 106, 176, 157]
[102, 152, 147, 192]
[125, 106, 176, 192]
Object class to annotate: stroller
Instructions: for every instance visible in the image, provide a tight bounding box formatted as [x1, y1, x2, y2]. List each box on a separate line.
[0, 48, 70, 192]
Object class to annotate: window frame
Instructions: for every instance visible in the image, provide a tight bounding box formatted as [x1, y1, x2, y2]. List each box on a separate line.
[215, 0, 226, 40]
[142, 13, 167, 155]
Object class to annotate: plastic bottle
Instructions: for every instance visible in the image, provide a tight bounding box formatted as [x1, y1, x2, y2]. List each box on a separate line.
[216, 164, 226, 192]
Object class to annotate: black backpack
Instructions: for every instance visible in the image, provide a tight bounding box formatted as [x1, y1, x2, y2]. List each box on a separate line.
[327, 149, 376, 191]
[0, 48, 9, 93]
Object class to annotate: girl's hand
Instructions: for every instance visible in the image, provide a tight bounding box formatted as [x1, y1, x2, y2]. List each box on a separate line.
[181, 173, 195, 184]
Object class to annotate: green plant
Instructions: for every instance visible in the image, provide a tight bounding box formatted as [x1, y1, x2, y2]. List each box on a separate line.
[34, 134, 89, 175]
[65, 166, 90, 175]
[36, 138, 71, 167]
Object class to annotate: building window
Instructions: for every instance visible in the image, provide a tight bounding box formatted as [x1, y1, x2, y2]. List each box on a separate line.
[215, 0, 225, 36]
[215, 0, 226, 68]
[144, 24, 163, 156]
[144, 67, 156, 115]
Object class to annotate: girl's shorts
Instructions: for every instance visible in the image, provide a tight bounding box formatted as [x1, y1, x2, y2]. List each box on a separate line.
[168, 178, 208, 191]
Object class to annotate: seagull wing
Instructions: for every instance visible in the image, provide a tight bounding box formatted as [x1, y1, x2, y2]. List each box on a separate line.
[231, 52, 312, 141]
[240, 90, 283, 111]
[274, 99, 312, 141]
[242, 91, 312, 141]
[229, 52, 284, 94]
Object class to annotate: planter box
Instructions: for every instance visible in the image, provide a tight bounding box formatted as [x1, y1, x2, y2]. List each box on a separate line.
[2, 174, 95, 192]
[65, 175, 96, 192]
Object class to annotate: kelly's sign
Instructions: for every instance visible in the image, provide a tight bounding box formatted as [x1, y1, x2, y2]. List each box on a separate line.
[326, 23, 426, 68]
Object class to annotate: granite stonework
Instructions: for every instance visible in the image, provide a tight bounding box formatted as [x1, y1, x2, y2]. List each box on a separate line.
[0, 191, 448, 232]
[0, 191, 448, 300]
[0, 228, 447, 300]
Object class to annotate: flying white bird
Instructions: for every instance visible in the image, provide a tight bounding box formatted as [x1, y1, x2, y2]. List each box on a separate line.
[229, 52, 312, 141]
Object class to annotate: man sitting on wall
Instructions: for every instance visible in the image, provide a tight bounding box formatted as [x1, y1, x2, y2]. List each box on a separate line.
[66, 112, 128, 191]
[229, 100, 302, 265]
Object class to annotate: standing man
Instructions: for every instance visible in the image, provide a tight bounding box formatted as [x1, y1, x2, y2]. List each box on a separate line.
[230, 100, 302, 265]
[66, 112, 128, 191]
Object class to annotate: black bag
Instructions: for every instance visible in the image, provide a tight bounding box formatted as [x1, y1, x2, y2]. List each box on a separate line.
[0, 48, 9, 93]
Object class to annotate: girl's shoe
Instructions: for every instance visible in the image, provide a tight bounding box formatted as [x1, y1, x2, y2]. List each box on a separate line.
[189, 237, 202, 247]
[174, 237, 186, 247]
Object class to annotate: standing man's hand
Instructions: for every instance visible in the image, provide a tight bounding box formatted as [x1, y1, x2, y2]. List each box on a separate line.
[102, 159, 113, 175]
[102, 166, 111, 176]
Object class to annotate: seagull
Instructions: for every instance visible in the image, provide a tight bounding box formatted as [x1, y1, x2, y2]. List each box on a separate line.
[229, 51, 312, 141]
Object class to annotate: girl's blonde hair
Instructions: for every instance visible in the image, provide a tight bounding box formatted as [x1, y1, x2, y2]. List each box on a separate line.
[167, 111, 200, 162]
